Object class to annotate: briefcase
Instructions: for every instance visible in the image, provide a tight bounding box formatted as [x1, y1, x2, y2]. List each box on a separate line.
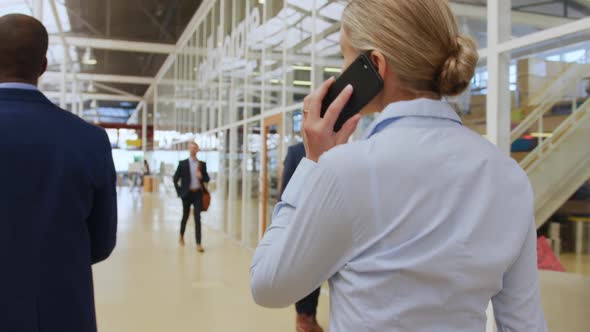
[198, 162, 211, 212]
[201, 185, 211, 212]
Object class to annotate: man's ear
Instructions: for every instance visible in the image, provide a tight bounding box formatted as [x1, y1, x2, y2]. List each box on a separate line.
[40, 57, 48, 77]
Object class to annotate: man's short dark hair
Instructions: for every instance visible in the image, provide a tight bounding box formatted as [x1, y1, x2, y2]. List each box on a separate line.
[0, 14, 49, 82]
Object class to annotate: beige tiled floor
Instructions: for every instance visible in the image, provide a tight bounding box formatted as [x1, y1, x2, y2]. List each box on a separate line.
[93, 189, 330, 332]
[560, 253, 590, 277]
[94, 189, 590, 331]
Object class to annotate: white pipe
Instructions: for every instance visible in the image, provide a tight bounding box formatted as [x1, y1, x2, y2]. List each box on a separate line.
[498, 17, 590, 54]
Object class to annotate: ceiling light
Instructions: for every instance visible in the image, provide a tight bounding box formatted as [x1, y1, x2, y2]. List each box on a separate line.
[324, 67, 341, 73]
[82, 47, 97, 65]
[293, 80, 312, 86]
[292, 65, 312, 71]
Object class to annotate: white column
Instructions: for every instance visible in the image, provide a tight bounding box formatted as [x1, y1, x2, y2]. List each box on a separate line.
[60, 55, 67, 109]
[79, 99, 84, 118]
[486, 2, 511, 330]
[72, 80, 78, 115]
[486, 0, 512, 154]
[34, 0, 44, 96]
[174, 54, 179, 144]
[142, 102, 148, 155]
[311, 0, 317, 91]
[34, 0, 44, 20]
[218, 0, 225, 128]
[261, 0, 267, 115]
[154, 86, 158, 150]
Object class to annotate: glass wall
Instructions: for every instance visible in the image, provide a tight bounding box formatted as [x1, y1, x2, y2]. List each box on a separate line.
[153, 1, 590, 264]
[154, 0, 498, 246]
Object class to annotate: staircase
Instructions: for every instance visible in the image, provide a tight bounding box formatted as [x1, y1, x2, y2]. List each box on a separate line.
[518, 98, 590, 228]
[511, 62, 590, 142]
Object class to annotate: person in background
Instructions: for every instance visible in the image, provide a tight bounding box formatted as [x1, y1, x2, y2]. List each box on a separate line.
[159, 161, 167, 191]
[251, 0, 547, 331]
[143, 159, 151, 176]
[0, 14, 117, 332]
[281, 142, 323, 332]
[140, 159, 151, 188]
[173, 142, 210, 252]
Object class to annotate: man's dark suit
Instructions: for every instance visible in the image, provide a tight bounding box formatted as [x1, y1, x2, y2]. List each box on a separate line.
[173, 159, 210, 244]
[0, 88, 117, 332]
[281, 142, 321, 317]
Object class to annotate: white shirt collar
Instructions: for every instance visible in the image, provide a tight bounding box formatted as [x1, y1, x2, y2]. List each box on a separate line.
[363, 98, 462, 139]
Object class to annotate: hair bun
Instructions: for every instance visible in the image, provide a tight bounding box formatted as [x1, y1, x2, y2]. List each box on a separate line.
[438, 35, 479, 97]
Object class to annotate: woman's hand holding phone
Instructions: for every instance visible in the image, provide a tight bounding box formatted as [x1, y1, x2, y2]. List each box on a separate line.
[302, 77, 362, 162]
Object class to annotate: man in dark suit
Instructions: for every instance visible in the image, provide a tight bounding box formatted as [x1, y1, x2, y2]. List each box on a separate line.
[281, 142, 323, 332]
[0, 14, 117, 332]
[174, 141, 210, 252]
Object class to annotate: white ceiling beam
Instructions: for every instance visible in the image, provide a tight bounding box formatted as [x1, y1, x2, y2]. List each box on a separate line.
[42, 72, 155, 85]
[48, 35, 176, 54]
[44, 92, 142, 102]
[94, 82, 141, 98]
[498, 16, 590, 54]
[450, 3, 576, 29]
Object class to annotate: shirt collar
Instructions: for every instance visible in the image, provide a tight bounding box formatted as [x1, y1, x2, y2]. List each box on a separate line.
[362, 98, 462, 139]
[0, 82, 39, 91]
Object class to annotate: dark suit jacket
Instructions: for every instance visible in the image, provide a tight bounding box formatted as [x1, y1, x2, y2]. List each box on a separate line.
[281, 142, 306, 196]
[173, 159, 210, 199]
[0, 88, 117, 332]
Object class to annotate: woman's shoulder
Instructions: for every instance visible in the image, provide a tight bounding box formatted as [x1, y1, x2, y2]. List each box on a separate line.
[318, 139, 374, 178]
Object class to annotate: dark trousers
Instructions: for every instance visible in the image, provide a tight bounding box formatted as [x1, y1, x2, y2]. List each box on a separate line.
[296, 288, 320, 316]
[180, 190, 203, 244]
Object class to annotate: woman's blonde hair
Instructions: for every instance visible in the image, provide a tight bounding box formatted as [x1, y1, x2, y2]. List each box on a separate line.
[342, 0, 478, 97]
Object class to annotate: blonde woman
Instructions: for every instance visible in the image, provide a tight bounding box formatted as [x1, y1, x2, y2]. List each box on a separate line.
[251, 1, 547, 331]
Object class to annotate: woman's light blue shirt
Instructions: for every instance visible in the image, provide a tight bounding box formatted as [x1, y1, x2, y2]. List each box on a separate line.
[251, 98, 547, 332]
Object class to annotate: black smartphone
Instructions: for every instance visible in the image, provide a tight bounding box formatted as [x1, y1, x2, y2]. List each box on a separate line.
[320, 53, 384, 131]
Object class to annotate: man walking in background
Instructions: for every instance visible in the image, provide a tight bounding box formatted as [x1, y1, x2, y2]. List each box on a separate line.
[0, 14, 117, 332]
[174, 142, 210, 252]
[281, 142, 323, 332]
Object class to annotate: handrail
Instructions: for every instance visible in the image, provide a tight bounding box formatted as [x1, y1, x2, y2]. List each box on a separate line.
[511, 63, 590, 143]
[527, 63, 574, 106]
[520, 96, 590, 172]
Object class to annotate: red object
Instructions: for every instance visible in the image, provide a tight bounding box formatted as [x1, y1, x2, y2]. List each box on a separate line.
[537, 236, 565, 272]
